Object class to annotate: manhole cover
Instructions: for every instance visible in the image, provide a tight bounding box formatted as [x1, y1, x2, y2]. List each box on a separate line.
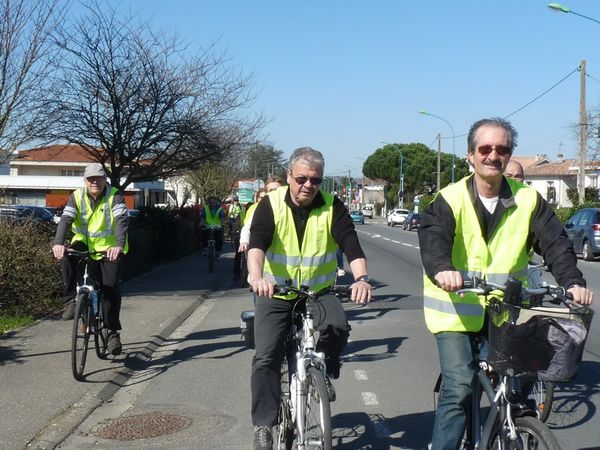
[92, 412, 192, 440]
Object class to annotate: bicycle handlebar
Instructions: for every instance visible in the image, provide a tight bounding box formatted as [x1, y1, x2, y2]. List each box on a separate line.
[66, 249, 108, 260]
[273, 284, 351, 298]
[456, 277, 582, 309]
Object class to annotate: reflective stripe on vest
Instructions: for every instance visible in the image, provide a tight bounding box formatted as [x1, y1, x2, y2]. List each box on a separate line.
[423, 176, 537, 333]
[264, 186, 337, 300]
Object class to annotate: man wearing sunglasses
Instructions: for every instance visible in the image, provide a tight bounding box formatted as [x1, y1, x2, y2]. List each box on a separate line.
[247, 147, 371, 449]
[418, 117, 593, 450]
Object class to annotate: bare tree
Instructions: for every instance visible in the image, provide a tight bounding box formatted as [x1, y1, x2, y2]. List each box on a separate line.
[47, 2, 262, 189]
[0, 0, 62, 162]
[185, 161, 235, 203]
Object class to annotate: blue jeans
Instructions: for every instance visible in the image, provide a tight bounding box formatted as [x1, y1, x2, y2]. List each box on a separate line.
[431, 331, 478, 450]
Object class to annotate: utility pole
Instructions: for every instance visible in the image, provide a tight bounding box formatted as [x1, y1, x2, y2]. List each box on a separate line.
[579, 59, 587, 204]
[436, 133, 441, 192]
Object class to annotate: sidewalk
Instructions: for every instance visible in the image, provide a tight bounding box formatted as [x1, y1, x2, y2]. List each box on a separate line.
[0, 249, 238, 450]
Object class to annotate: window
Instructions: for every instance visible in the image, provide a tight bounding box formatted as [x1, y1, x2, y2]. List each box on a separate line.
[546, 182, 556, 204]
[60, 169, 83, 176]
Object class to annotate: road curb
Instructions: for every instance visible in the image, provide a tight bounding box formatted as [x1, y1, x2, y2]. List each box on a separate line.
[25, 294, 207, 450]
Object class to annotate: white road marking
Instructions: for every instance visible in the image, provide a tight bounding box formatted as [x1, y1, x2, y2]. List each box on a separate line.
[362, 391, 379, 406]
[354, 369, 368, 380]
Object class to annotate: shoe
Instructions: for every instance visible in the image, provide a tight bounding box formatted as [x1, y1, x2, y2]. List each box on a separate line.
[325, 376, 337, 402]
[336, 268, 345, 277]
[62, 301, 76, 320]
[107, 332, 122, 356]
[253, 426, 273, 450]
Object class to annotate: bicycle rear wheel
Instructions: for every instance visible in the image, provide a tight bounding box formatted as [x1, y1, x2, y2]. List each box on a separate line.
[302, 366, 332, 450]
[488, 416, 560, 450]
[71, 292, 92, 380]
[528, 380, 554, 423]
[276, 355, 295, 450]
[94, 296, 109, 359]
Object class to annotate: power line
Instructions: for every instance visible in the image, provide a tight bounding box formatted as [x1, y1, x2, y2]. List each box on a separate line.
[504, 66, 580, 119]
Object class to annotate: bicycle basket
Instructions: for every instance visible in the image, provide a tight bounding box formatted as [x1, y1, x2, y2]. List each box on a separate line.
[486, 300, 594, 382]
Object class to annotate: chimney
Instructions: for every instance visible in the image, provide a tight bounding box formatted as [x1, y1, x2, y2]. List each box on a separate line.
[556, 153, 564, 164]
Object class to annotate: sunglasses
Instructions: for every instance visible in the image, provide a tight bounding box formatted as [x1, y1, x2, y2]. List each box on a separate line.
[293, 175, 322, 186]
[477, 144, 511, 156]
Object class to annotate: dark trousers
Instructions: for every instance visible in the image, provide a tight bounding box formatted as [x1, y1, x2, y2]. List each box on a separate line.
[251, 294, 350, 426]
[201, 227, 223, 252]
[62, 242, 123, 331]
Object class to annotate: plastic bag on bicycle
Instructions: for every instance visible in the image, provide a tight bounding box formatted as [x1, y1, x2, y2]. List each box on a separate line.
[487, 300, 593, 382]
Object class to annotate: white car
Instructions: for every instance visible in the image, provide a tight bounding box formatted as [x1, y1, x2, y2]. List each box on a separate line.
[387, 208, 409, 227]
[361, 206, 373, 218]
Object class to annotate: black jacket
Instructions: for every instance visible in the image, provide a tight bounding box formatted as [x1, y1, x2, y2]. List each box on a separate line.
[418, 175, 585, 290]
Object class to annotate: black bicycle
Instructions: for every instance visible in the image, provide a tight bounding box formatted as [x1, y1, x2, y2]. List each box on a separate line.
[274, 284, 349, 450]
[203, 225, 221, 273]
[67, 249, 110, 381]
[449, 277, 594, 449]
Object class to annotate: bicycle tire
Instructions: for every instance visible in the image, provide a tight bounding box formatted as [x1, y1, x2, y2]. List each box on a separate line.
[208, 243, 215, 273]
[240, 251, 248, 287]
[94, 295, 109, 360]
[488, 416, 561, 450]
[71, 292, 92, 381]
[302, 366, 332, 450]
[276, 355, 295, 450]
[528, 380, 554, 423]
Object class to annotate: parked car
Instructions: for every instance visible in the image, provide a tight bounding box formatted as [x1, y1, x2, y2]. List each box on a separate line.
[44, 206, 63, 224]
[564, 208, 600, 261]
[387, 208, 409, 227]
[402, 212, 422, 231]
[349, 209, 365, 225]
[361, 205, 373, 219]
[0, 205, 56, 224]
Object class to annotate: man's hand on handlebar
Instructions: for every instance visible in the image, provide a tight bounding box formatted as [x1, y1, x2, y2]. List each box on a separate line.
[349, 280, 371, 304]
[106, 246, 123, 261]
[52, 244, 66, 259]
[250, 277, 275, 299]
[434, 270, 463, 293]
[567, 285, 594, 306]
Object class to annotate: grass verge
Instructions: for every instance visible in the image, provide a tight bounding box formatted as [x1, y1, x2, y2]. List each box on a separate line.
[0, 314, 35, 335]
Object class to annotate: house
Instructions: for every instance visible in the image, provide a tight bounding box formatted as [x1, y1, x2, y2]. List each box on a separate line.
[0, 144, 174, 208]
[513, 153, 600, 208]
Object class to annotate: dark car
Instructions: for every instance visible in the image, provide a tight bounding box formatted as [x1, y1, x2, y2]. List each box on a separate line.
[402, 212, 422, 231]
[0, 205, 56, 225]
[564, 208, 600, 261]
[349, 210, 365, 225]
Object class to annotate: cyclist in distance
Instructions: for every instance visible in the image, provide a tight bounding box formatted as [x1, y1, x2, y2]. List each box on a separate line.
[52, 163, 129, 356]
[200, 195, 225, 259]
[247, 147, 372, 450]
[418, 117, 593, 450]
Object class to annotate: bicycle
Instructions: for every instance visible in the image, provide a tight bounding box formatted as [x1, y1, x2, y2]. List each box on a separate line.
[447, 277, 594, 449]
[67, 249, 110, 381]
[203, 225, 222, 273]
[274, 284, 349, 450]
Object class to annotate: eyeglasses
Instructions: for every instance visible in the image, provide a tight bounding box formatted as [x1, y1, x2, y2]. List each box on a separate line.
[293, 175, 322, 186]
[477, 144, 511, 156]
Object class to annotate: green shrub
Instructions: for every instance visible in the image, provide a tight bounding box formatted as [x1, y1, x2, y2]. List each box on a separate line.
[0, 220, 63, 317]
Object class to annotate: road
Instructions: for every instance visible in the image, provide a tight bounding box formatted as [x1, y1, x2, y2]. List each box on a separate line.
[56, 219, 600, 449]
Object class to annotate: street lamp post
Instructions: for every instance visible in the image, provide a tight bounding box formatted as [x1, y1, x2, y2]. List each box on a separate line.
[548, 3, 600, 25]
[418, 109, 456, 183]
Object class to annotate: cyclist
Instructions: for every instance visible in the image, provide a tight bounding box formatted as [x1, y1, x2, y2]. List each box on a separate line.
[200, 196, 225, 259]
[418, 117, 593, 450]
[248, 147, 371, 450]
[52, 163, 129, 356]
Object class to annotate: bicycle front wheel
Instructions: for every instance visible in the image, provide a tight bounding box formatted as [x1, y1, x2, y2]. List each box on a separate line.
[208, 243, 215, 273]
[528, 380, 554, 423]
[302, 366, 332, 450]
[71, 293, 92, 380]
[489, 416, 561, 450]
[94, 297, 109, 360]
[276, 355, 295, 450]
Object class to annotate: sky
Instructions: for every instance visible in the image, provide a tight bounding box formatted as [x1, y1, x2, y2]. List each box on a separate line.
[88, 0, 600, 177]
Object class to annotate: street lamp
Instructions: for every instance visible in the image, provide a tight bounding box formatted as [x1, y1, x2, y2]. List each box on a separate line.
[418, 109, 456, 183]
[548, 3, 600, 24]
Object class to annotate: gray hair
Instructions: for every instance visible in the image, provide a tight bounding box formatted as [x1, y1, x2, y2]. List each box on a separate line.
[287, 147, 325, 173]
[467, 117, 518, 154]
